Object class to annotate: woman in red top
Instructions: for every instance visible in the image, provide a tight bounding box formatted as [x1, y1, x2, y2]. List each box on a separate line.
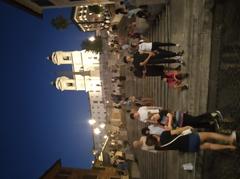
[162, 71, 189, 90]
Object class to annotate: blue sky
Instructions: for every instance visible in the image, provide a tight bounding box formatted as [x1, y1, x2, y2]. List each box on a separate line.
[0, 2, 94, 179]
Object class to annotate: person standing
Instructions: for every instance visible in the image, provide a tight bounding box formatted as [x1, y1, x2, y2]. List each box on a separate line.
[131, 41, 181, 54]
[162, 71, 189, 90]
[131, 65, 181, 78]
[123, 51, 185, 71]
[149, 110, 223, 131]
[130, 106, 163, 123]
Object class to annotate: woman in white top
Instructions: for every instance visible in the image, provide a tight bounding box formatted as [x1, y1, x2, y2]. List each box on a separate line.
[133, 136, 156, 152]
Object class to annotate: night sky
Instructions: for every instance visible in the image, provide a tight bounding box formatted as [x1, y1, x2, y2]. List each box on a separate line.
[0, 2, 94, 179]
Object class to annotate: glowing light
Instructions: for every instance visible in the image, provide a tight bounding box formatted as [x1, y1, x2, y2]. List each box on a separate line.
[88, 36, 96, 42]
[94, 128, 101, 135]
[104, 135, 107, 139]
[88, 119, 96, 125]
[100, 123, 105, 129]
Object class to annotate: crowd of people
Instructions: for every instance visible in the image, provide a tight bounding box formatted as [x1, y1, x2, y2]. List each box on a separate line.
[107, 0, 190, 91]
[105, 1, 240, 172]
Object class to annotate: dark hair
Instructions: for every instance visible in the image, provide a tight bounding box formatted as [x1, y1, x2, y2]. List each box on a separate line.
[141, 127, 150, 136]
[123, 56, 128, 64]
[130, 42, 138, 48]
[115, 8, 127, 14]
[146, 135, 158, 146]
[114, 106, 122, 109]
[130, 113, 135, 119]
[112, 25, 118, 31]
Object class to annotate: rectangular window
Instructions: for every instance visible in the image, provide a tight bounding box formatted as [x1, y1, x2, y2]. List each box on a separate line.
[31, 0, 54, 6]
[67, 83, 73, 87]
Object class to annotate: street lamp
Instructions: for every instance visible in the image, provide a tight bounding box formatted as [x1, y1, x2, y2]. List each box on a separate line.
[88, 119, 96, 125]
[88, 36, 96, 42]
[94, 128, 101, 135]
[99, 123, 105, 129]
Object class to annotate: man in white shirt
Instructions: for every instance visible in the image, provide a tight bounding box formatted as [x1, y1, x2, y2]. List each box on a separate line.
[130, 106, 162, 123]
[132, 41, 181, 54]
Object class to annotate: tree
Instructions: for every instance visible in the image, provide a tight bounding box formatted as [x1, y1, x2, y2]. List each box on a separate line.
[51, 15, 71, 30]
[81, 37, 103, 53]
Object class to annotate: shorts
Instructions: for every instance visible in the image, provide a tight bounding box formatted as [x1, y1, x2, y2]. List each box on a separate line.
[187, 133, 200, 152]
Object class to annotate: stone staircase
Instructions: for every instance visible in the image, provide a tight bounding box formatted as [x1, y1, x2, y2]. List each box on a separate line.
[119, 0, 216, 178]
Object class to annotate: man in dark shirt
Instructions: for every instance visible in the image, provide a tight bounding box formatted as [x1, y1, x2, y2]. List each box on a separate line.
[130, 65, 181, 78]
[123, 51, 185, 70]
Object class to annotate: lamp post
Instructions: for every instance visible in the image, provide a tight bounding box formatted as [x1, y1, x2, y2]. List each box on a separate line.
[88, 36, 96, 42]
[88, 119, 96, 125]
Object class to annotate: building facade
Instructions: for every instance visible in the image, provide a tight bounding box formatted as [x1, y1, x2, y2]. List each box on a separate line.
[40, 159, 122, 179]
[73, 4, 112, 32]
[49, 50, 107, 156]
[3, 0, 114, 18]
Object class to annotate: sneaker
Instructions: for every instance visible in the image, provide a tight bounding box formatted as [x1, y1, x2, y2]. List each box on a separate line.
[181, 84, 189, 91]
[182, 73, 189, 79]
[216, 110, 224, 121]
[213, 118, 220, 131]
[236, 131, 240, 148]
[231, 131, 236, 144]
[179, 60, 186, 66]
[177, 50, 184, 56]
[175, 65, 181, 71]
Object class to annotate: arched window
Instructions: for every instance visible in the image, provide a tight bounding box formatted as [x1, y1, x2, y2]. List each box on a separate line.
[66, 83, 73, 87]
[63, 56, 70, 61]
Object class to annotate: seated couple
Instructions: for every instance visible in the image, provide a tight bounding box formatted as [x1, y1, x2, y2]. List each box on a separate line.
[133, 126, 239, 152]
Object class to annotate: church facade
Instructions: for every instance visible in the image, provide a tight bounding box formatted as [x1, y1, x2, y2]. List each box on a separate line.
[49, 50, 107, 157]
